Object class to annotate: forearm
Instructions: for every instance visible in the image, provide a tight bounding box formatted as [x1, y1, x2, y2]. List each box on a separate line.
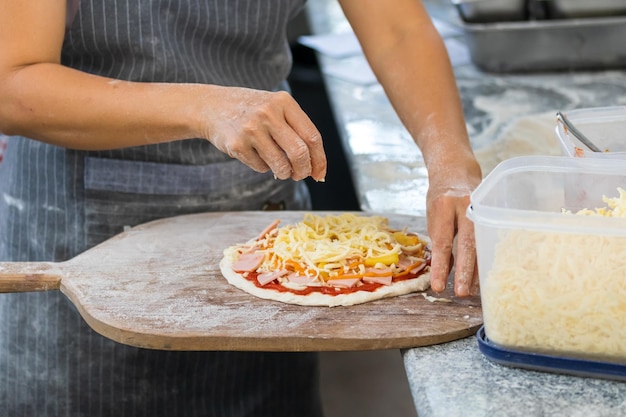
[339, 0, 478, 177]
[368, 28, 477, 174]
[0, 63, 205, 150]
[337, 0, 483, 294]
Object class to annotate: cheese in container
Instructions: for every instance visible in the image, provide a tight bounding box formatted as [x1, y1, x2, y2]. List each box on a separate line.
[467, 156, 626, 364]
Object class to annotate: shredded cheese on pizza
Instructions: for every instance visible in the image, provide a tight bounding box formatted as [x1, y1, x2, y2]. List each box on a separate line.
[243, 213, 430, 288]
[268, 214, 401, 274]
[483, 187, 626, 361]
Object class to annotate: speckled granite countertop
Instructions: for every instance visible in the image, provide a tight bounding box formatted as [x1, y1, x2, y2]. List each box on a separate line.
[403, 337, 626, 417]
[306, 0, 626, 216]
[305, 0, 626, 415]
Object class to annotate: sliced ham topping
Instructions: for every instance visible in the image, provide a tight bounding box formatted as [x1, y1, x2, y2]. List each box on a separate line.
[287, 273, 317, 285]
[364, 266, 392, 276]
[257, 270, 289, 286]
[409, 262, 426, 274]
[327, 278, 361, 288]
[361, 266, 392, 285]
[397, 257, 424, 273]
[363, 275, 393, 285]
[397, 257, 414, 269]
[232, 252, 265, 273]
[256, 219, 280, 241]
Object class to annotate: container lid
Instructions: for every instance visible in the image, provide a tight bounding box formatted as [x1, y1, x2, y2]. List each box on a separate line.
[467, 155, 626, 235]
[477, 326, 626, 382]
[556, 106, 626, 158]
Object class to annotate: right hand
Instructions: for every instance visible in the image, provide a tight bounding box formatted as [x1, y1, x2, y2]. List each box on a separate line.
[201, 86, 327, 182]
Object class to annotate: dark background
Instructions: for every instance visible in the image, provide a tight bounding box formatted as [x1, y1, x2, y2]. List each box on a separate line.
[288, 42, 360, 212]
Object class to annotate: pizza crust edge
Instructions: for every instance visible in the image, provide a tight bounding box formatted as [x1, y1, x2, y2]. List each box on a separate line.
[219, 246, 431, 307]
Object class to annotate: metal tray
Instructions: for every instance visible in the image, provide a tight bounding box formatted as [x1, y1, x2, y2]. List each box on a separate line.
[456, 15, 626, 72]
[477, 327, 626, 382]
[452, 0, 527, 23]
[545, 0, 626, 19]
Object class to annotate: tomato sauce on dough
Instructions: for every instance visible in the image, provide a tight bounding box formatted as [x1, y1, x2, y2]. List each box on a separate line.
[244, 260, 431, 296]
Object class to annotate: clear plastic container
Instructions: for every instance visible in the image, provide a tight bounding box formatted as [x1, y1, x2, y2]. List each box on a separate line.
[555, 105, 626, 159]
[467, 156, 626, 363]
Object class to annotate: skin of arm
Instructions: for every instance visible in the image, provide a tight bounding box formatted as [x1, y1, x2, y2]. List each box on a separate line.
[338, 0, 482, 296]
[0, 0, 326, 181]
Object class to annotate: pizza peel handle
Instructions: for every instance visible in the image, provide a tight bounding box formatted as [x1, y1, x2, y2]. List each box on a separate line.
[0, 262, 63, 293]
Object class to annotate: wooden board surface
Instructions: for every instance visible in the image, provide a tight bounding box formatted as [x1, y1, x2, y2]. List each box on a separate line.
[0, 211, 482, 351]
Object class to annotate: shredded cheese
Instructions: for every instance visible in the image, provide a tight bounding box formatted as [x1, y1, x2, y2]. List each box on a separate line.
[254, 213, 428, 283]
[575, 187, 626, 218]
[483, 188, 626, 362]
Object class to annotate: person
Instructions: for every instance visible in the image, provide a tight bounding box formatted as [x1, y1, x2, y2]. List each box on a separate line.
[0, 0, 481, 415]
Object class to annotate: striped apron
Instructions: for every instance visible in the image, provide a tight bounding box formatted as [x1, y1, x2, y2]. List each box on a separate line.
[0, 1, 323, 416]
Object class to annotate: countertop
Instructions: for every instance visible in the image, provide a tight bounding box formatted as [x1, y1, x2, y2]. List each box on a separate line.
[304, 0, 626, 416]
[304, 0, 626, 216]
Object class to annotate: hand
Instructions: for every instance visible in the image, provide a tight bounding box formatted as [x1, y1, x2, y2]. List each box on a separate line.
[426, 160, 482, 297]
[201, 86, 327, 181]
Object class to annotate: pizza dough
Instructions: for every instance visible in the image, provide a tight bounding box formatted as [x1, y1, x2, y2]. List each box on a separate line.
[220, 216, 430, 307]
[220, 248, 431, 307]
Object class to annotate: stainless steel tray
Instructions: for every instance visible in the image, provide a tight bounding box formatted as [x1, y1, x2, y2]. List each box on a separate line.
[546, 0, 626, 19]
[456, 15, 626, 72]
[452, 0, 527, 23]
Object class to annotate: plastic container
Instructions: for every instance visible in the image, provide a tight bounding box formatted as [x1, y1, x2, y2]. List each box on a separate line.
[477, 327, 626, 381]
[555, 106, 626, 159]
[467, 156, 626, 364]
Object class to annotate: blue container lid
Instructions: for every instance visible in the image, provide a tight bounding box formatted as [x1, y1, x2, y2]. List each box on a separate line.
[477, 326, 626, 382]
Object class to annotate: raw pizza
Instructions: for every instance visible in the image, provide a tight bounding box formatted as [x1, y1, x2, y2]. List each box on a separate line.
[219, 213, 431, 307]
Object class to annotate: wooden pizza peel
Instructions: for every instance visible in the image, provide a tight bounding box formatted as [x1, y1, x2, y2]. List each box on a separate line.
[0, 211, 482, 351]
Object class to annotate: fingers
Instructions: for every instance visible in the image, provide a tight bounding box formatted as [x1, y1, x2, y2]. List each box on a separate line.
[259, 127, 313, 181]
[228, 145, 272, 175]
[226, 91, 327, 181]
[452, 216, 477, 297]
[247, 123, 320, 181]
[427, 209, 455, 293]
[283, 103, 327, 181]
[469, 265, 480, 296]
[249, 134, 298, 180]
[261, 92, 326, 181]
[427, 193, 479, 297]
